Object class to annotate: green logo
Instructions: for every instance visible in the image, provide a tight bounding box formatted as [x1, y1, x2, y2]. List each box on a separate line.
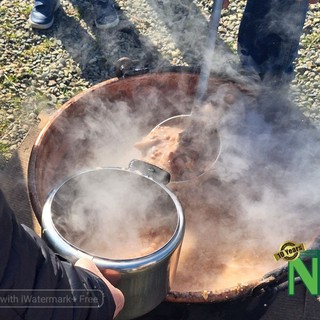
[288, 250, 320, 295]
[274, 242, 320, 295]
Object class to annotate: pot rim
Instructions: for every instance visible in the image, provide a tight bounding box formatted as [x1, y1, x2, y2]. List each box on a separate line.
[42, 166, 185, 271]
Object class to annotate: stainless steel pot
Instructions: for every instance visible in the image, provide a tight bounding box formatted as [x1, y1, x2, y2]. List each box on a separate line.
[41, 160, 185, 320]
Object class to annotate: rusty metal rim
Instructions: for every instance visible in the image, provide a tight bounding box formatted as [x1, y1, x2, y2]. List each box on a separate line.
[165, 276, 278, 304]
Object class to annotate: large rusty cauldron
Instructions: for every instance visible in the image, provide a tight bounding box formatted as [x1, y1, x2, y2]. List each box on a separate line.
[28, 69, 294, 309]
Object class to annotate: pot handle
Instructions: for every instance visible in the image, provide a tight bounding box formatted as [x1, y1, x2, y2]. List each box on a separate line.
[128, 159, 171, 185]
[112, 57, 201, 78]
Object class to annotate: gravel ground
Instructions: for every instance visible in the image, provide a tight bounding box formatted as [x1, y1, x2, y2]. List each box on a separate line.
[0, 0, 319, 167]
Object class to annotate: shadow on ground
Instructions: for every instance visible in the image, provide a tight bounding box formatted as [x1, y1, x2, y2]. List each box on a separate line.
[31, 0, 238, 84]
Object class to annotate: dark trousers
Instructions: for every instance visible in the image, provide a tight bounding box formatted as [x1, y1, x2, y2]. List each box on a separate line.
[238, 0, 308, 81]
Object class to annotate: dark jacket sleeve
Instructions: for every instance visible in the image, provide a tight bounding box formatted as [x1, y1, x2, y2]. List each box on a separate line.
[0, 189, 115, 320]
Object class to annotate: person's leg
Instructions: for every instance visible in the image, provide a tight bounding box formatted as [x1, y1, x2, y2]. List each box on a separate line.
[238, 0, 308, 85]
[93, 0, 119, 30]
[29, 0, 60, 29]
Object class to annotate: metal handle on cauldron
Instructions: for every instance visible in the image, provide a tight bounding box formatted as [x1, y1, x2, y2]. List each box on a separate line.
[128, 159, 171, 185]
[112, 57, 202, 78]
[112, 57, 150, 78]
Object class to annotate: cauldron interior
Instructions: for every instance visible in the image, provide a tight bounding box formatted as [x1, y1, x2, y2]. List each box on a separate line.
[28, 70, 265, 304]
[29, 72, 252, 221]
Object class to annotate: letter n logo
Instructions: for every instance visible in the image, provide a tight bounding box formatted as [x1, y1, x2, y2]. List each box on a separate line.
[288, 257, 318, 295]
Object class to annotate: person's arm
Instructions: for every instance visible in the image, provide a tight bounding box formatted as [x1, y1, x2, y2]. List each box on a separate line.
[0, 189, 124, 320]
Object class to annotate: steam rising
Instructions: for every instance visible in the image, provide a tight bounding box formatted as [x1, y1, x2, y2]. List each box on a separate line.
[171, 87, 320, 291]
[49, 75, 320, 291]
[52, 169, 177, 259]
[43, 0, 320, 293]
